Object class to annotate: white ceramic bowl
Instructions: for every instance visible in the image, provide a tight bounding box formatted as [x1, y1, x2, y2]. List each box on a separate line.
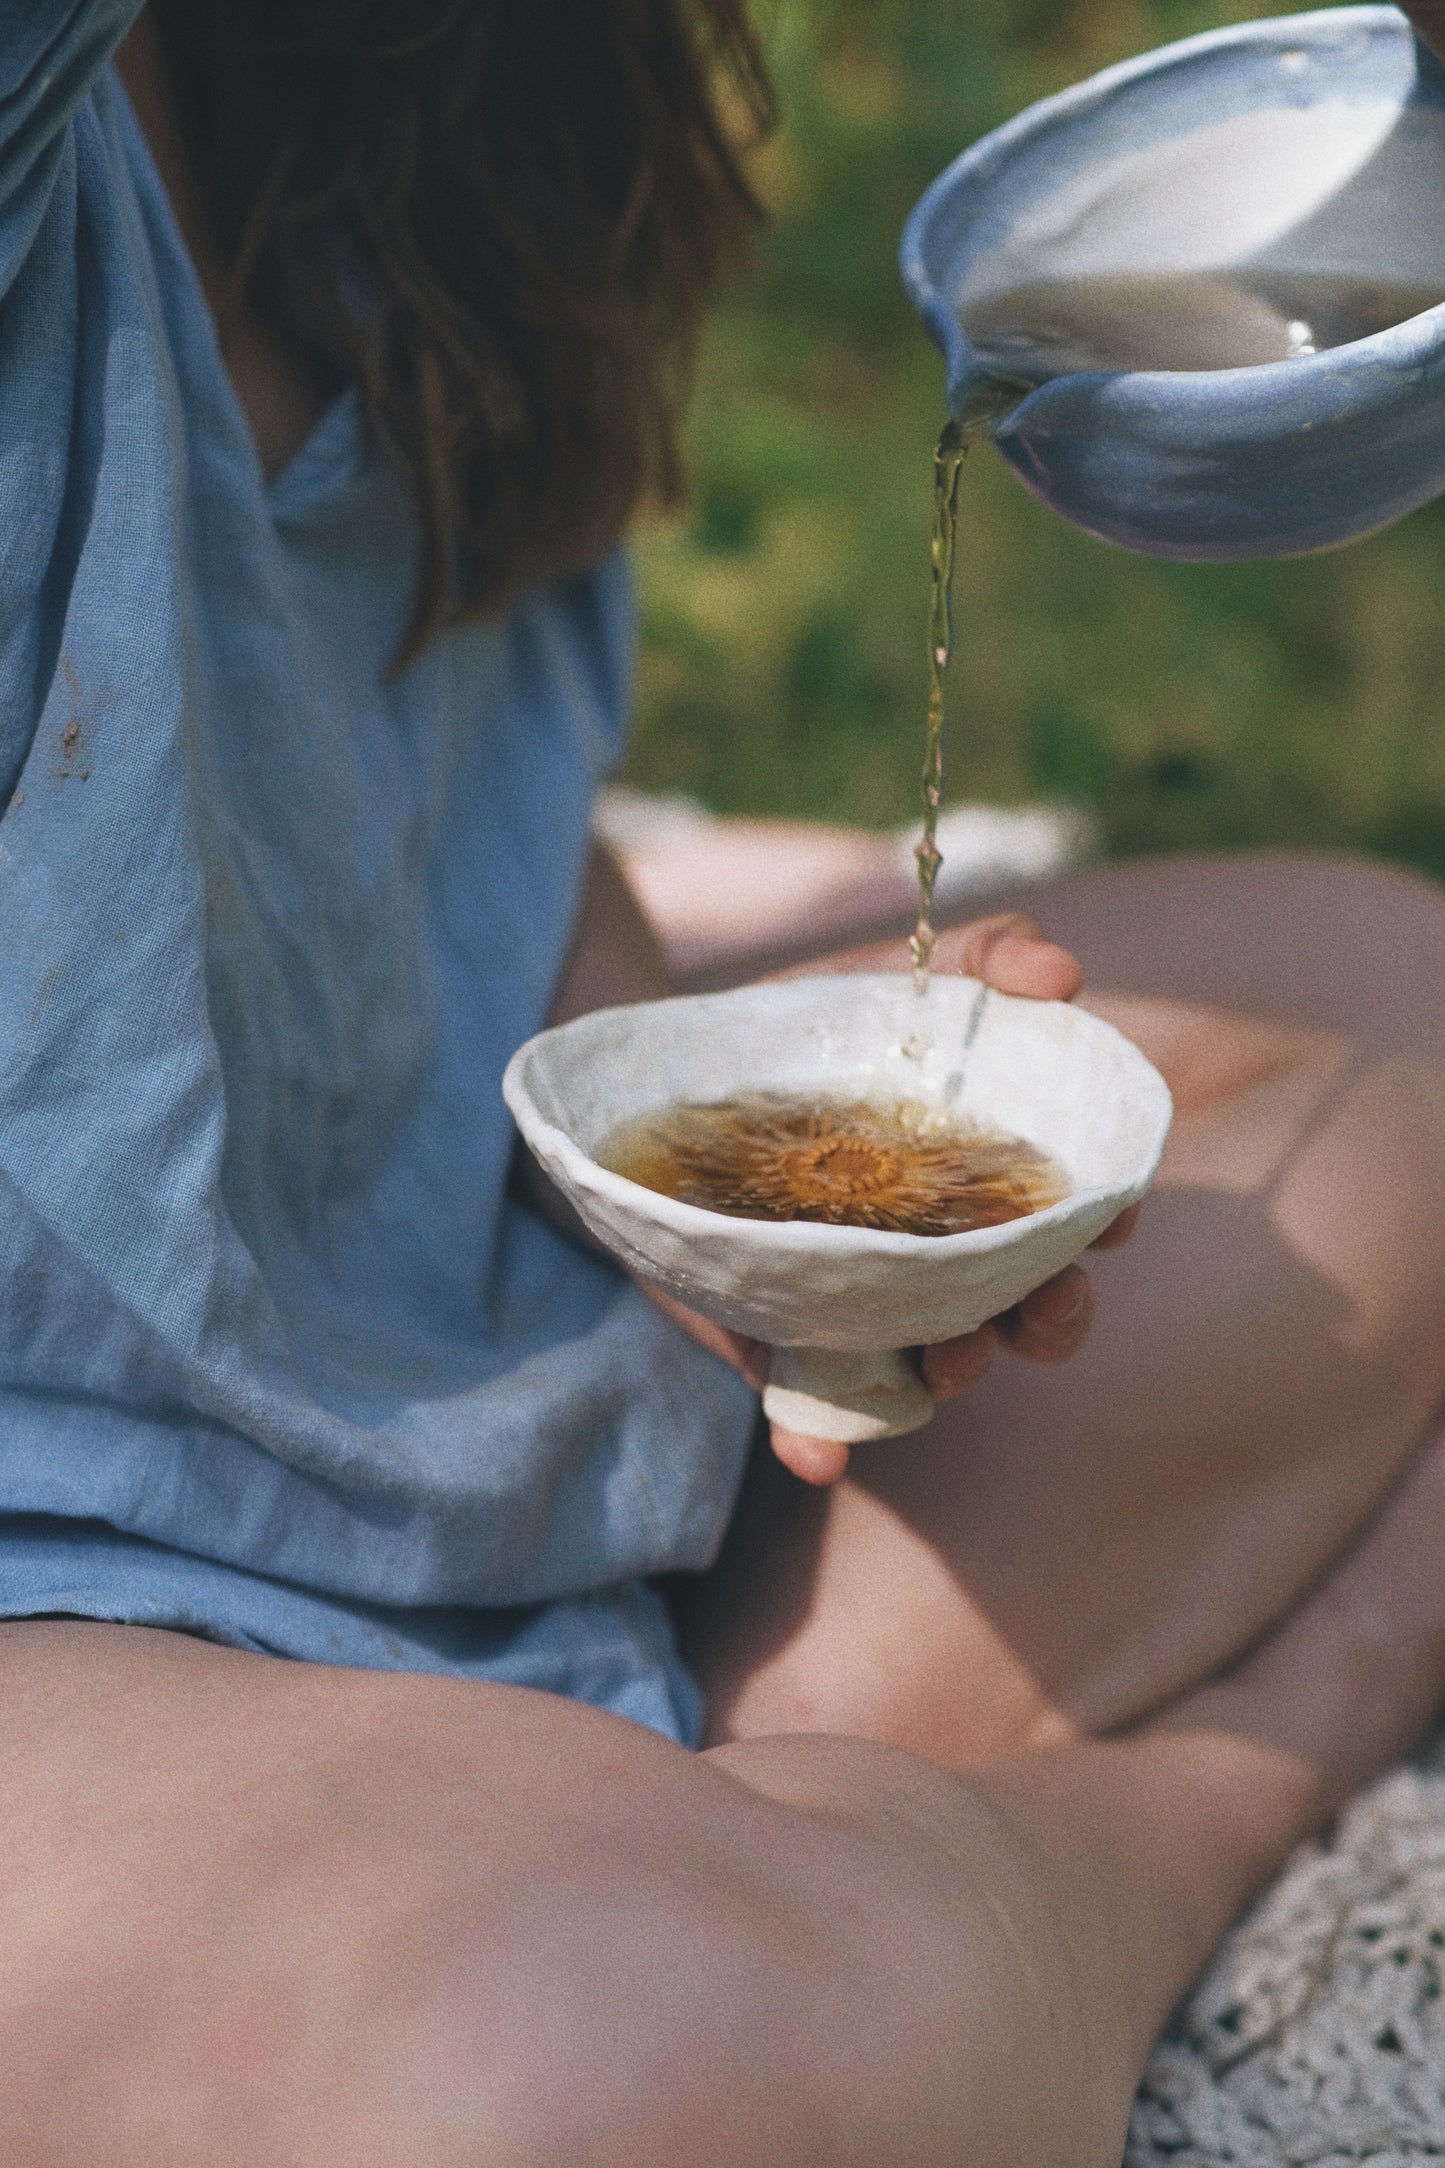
[503, 974, 1172, 1442]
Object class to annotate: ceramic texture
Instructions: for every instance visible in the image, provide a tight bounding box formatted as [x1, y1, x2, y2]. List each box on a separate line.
[502, 975, 1173, 1356]
[901, 7, 1445, 559]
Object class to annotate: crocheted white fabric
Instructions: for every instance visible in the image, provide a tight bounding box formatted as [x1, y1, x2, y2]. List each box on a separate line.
[1128, 1736, 1445, 2165]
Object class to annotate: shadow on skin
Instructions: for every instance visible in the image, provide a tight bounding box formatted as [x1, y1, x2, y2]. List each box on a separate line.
[682, 959, 1445, 1762]
[685, 1192, 1364, 1736]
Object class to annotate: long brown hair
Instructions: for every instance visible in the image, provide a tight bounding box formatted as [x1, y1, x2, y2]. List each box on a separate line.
[154, 0, 773, 665]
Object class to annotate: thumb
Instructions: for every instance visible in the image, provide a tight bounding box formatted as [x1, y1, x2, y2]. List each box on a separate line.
[769, 1424, 852, 1486]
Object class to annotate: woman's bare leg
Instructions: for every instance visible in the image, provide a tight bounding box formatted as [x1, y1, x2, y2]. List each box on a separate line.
[687, 852, 1445, 1756]
[8, 850, 1444, 2165]
[5, 1427, 1445, 2168]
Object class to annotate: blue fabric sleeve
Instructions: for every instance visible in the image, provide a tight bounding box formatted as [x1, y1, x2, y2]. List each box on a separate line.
[0, 4, 141, 291]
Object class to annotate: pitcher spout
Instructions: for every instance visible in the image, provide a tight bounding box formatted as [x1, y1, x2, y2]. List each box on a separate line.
[950, 365, 1035, 437]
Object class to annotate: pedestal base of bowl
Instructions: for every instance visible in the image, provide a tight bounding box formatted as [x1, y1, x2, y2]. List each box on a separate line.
[762, 1348, 935, 1444]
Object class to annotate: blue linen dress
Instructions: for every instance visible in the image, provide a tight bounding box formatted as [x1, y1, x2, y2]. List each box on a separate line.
[0, 2, 758, 1743]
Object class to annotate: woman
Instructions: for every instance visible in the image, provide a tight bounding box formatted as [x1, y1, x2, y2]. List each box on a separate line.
[2, 4, 1445, 2160]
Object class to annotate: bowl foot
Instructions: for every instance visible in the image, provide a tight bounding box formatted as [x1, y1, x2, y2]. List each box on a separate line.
[763, 1348, 935, 1444]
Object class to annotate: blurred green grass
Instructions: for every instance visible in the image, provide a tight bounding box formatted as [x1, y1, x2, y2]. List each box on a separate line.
[623, 0, 1445, 880]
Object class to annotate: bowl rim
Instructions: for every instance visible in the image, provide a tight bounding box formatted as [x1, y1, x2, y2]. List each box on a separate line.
[501, 974, 1173, 1261]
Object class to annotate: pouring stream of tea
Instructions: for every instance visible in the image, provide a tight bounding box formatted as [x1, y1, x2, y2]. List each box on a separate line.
[909, 418, 970, 993]
[906, 270, 1445, 994]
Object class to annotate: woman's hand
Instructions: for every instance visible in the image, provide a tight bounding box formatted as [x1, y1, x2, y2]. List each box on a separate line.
[639, 911, 1140, 1486]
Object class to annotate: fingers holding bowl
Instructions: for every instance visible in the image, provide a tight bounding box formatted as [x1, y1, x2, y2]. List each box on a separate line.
[920, 1324, 999, 1403]
[998, 1262, 1096, 1363]
[918, 1261, 1096, 1402]
[935, 912, 1084, 1003]
[919, 1182, 1140, 1391]
[779, 909, 1083, 999]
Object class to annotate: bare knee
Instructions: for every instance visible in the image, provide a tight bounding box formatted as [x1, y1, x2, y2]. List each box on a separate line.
[0, 1625, 1067, 2168]
[480, 1733, 1130, 2168]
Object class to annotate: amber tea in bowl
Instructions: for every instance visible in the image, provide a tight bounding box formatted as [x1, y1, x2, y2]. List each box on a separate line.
[503, 975, 1172, 1444]
[598, 1094, 1067, 1239]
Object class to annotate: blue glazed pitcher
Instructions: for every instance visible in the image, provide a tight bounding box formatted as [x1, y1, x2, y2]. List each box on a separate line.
[900, 6, 1445, 558]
